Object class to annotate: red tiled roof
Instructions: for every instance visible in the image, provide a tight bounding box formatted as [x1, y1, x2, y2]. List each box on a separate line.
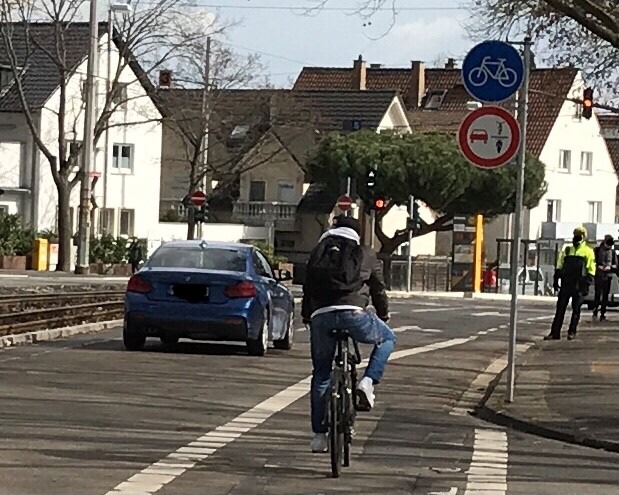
[597, 114, 619, 204]
[293, 66, 578, 158]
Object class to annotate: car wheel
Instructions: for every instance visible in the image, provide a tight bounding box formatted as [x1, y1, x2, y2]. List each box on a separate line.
[247, 310, 269, 356]
[274, 311, 294, 350]
[160, 335, 179, 346]
[123, 324, 146, 351]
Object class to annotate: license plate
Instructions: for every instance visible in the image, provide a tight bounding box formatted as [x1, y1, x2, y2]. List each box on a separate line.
[170, 284, 209, 300]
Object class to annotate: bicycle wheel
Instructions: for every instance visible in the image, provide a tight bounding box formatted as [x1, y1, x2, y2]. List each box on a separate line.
[468, 67, 487, 87]
[343, 386, 351, 467]
[499, 67, 518, 87]
[329, 378, 343, 478]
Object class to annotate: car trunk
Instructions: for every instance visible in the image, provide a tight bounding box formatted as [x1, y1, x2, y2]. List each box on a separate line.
[138, 268, 249, 304]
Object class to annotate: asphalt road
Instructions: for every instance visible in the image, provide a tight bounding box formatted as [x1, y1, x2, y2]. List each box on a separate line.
[1, 297, 619, 495]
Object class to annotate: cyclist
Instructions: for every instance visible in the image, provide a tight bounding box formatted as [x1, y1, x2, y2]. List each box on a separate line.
[302, 215, 395, 453]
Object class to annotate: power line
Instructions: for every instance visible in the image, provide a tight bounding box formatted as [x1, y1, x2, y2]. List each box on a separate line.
[140, 2, 465, 12]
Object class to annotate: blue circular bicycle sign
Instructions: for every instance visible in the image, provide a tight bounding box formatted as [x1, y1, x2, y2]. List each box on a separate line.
[462, 40, 524, 103]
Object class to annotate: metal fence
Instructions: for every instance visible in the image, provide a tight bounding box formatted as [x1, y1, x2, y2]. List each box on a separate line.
[386, 256, 451, 292]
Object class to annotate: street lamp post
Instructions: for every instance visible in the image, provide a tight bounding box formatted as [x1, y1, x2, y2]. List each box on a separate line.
[75, 0, 99, 274]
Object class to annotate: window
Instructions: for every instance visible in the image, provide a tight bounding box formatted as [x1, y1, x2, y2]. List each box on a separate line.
[580, 151, 593, 173]
[424, 90, 447, 110]
[99, 208, 114, 234]
[277, 181, 295, 203]
[230, 124, 249, 139]
[68, 140, 82, 172]
[249, 180, 266, 202]
[587, 201, 602, 223]
[559, 150, 571, 172]
[253, 251, 274, 278]
[0, 67, 13, 89]
[112, 144, 133, 171]
[546, 199, 561, 222]
[0, 205, 7, 215]
[148, 246, 247, 272]
[119, 209, 135, 236]
[112, 83, 128, 108]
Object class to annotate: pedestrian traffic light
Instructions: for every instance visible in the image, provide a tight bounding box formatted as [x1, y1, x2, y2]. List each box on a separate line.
[582, 87, 593, 120]
[406, 199, 422, 232]
[194, 202, 209, 222]
[366, 169, 376, 190]
[373, 196, 386, 211]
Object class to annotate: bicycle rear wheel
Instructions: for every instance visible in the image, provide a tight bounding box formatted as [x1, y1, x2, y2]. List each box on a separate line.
[329, 378, 343, 478]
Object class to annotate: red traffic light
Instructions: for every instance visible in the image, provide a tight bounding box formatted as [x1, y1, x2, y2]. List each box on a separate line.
[374, 197, 386, 210]
[582, 87, 593, 119]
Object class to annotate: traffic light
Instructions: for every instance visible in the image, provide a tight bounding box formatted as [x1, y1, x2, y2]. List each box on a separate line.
[194, 202, 209, 222]
[366, 169, 376, 190]
[582, 87, 593, 120]
[0, 188, 4, 196]
[373, 196, 387, 211]
[406, 199, 422, 232]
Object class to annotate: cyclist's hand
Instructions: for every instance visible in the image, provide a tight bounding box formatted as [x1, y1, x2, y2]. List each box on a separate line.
[378, 314, 390, 322]
[302, 318, 311, 325]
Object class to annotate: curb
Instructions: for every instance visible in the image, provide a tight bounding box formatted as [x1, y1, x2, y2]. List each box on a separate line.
[0, 319, 123, 349]
[473, 348, 619, 454]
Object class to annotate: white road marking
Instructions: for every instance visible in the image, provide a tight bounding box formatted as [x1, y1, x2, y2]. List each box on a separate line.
[410, 308, 460, 313]
[429, 488, 457, 495]
[391, 325, 443, 334]
[104, 334, 479, 495]
[464, 428, 508, 495]
[472, 312, 507, 317]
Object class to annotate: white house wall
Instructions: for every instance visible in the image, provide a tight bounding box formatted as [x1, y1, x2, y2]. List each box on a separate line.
[528, 73, 617, 237]
[0, 112, 37, 223]
[381, 203, 437, 256]
[37, 32, 162, 240]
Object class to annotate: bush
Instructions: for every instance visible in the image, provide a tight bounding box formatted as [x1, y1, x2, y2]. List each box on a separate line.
[248, 240, 287, 267]
[89, 234, 129, 264]
[0, 214, 35, 256]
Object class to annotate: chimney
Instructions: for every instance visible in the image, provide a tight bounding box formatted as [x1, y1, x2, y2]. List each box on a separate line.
[409, 61, 425, 108]
[352, 55, 367, 90]
[445, 58, 456, 69]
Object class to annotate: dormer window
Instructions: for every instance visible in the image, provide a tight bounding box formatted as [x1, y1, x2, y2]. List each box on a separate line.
[424, 90, 447, 110]
[230, 124, 249, 139]
[0, 65, 13, 90]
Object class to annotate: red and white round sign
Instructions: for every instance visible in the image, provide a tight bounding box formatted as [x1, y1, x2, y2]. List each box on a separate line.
[458, 106, 521, 169]
[336, 194, 353, 212]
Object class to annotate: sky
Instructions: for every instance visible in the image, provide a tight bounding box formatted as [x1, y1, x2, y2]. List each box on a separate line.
[194, 0, 475, 87]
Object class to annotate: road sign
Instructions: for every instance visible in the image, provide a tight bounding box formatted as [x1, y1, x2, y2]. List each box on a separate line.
[458, 106, 521, 169]
[190, 190, 207, 207]
[336, 194, 353, 212]
[462, 40, 524, 102]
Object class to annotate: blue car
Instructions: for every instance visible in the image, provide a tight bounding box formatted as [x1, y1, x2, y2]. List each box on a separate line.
[123, 240, 295, 356]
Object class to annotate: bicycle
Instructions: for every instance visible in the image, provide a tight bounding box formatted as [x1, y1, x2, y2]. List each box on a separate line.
[326, 328, 362, 478]
[468, 56, 518, 88]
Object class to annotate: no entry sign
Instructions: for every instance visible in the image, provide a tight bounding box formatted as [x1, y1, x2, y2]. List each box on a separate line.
[190, 191, 207, 206]
[336, 194, 353, 212]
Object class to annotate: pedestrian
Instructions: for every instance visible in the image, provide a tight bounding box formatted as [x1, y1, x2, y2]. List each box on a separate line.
[592, 235, 617, 321]
[128, 237, 144, 274]
[546, 226, 596, 341]
[302, 215, 395, 453]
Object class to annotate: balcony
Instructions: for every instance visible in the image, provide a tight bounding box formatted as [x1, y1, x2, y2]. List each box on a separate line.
[233, 201, 299, 231]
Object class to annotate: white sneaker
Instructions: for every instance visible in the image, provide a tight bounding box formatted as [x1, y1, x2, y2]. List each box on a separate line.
[356, 376, 375, 411]
[311, 433, 328, 453]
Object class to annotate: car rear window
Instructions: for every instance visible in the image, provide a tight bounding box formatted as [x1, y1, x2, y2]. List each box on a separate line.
[148, 246, 247, 272]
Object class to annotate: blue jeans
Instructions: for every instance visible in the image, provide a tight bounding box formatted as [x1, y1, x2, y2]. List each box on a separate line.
[310, 309, 396, 434]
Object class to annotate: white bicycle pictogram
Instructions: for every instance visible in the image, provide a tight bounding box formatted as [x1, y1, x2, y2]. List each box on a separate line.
[468, 56, 518, 88]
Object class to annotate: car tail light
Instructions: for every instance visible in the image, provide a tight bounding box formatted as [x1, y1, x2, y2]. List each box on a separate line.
[127, 275, 152, 294]
[225, 281, 256, 298]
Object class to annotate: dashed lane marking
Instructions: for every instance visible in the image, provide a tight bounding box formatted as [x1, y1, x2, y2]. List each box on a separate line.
[104, 334, 479, 495]
[464, 428, 508, 495]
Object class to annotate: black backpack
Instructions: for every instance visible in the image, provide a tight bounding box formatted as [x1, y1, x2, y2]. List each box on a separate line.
[305, 236, 363, 300]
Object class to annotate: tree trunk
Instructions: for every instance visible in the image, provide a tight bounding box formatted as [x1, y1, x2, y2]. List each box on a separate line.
[186, 207, 195, 240]
[56, 182, 72, 272]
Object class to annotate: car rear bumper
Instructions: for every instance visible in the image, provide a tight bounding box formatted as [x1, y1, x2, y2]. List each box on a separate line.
[124, 296, 264, 342]
[125, 311, 248, 341]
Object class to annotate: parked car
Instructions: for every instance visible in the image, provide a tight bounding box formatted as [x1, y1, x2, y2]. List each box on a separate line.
[490, 265, 550, 296]
[122, 240, 295, 356]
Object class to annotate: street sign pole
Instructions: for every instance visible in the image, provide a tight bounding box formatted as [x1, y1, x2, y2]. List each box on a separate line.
[406, 195, 414, 292]
[346, 177, 352, 217]
[506, 36, 532, 403]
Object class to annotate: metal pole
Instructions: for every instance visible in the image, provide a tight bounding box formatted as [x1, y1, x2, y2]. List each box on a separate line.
[103, 7, 112, 216]
[346, 177, 351, 217]
[75, 0, 99, 274]
[370, 211, 375, 249]
[406, 195, 414, 292]
[506, 36, 531, 403]
[197, 36, 211, 239]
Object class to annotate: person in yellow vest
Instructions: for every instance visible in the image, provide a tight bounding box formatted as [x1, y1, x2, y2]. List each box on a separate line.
[546, 226, 596, 340]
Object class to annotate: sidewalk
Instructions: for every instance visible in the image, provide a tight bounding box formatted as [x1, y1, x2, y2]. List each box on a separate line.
[478, 319, 619, 452]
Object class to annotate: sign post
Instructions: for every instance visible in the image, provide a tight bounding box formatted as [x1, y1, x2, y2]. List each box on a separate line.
[460, 38, 529, 402]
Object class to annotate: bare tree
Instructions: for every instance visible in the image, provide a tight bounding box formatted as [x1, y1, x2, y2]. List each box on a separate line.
[0, 0, 206, 271]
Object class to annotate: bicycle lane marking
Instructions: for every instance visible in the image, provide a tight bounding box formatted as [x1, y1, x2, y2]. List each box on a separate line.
[103, 334, 480, 495]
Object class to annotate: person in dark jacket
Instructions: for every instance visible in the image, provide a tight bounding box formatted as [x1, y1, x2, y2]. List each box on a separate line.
[592, 235, 617, 321]
[302, 215, 395, 453]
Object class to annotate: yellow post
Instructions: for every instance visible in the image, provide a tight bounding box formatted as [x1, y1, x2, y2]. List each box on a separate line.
[32, 238, 49, 271]
[473, 214, 484, 292]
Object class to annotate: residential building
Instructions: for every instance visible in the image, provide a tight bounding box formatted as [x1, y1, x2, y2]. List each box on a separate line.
[598, 114, 619, 221]
[0, 22, 163, 256]
[294, 57, 618, 260]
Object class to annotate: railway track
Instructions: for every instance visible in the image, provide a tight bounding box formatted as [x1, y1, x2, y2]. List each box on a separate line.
[0, 292, 125, 337]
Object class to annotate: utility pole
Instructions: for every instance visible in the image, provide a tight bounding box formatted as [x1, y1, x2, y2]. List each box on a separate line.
[406, 195, 414, 292]
[75, 0, 99, 274]
[188, 36, 211, 240]
[506, 36, 531, 403]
